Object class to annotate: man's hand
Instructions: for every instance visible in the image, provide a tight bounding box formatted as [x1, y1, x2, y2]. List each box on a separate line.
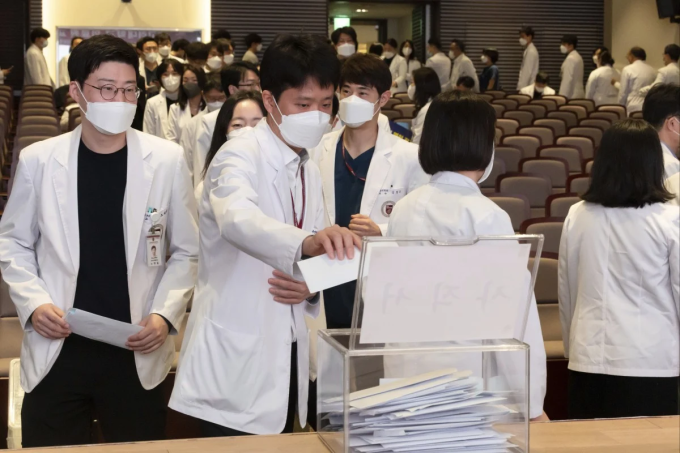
[126, 314, 169, 354]
[349, 214, 382, 237]
[610, 77, 617, 86]
[31, 304, 70, 340]
[268, 270, 314, 304]
[302, 225, 361, 260]
[2, 67, 13, 77]
[392, 81, 398, 88]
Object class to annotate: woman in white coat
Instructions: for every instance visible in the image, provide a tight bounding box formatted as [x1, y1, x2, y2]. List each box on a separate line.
[383, 39, 408, 94]
[409, 67, 441, 144]
[400, 40, 422, 84]
[386, 90, 548, 421]
[143, 59, 182, 140]
[585, 51, 619, 106]
[559, 119, 679, 419]
[167, 64, 207, 143]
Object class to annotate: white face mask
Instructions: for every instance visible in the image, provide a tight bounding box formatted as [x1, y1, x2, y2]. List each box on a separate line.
[519, 37, 528, 46]
[256, 44, 263, 52]
[207, 101, 224, 112]
[159, 46, 171, 57]
[223, 54, 235, 65]
[339, 95, 380, 128]
[592, 55, 599, 65]
[272, 98, 331, 149]
[337, 43, 356, 57]
[402, 47, 412, 57]
[534, 85, 545, 93]
[41, 40, 49, 49]
[145, 52, 159, 63]
[560, 45, 568, 54]
[227, 126, 254, 140]
[76, 83, 136, 136]
[449, 51, 456, 60]
[481, 55, 489, 64]
[407, 84, 416, 101]
[207, 56, 223, 70]
[162, 74, 181, 92]
[383, 51, 395, 59]
[477, 146, 496, 184]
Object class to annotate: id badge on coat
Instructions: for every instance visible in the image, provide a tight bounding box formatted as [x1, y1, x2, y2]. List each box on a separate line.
[146, 211, 164, 267]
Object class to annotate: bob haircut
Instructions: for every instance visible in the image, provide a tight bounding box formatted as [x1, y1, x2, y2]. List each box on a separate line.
[412, 67, 441, 112]
[155, 59, 184, 82]
[260, 34, 340, 101]
[642, 83, 680, 130]
[178, 64, 207, 110]
[599, 50, 615, 66]
[340, 53, 392, 95]
[30, 27, 50, 43]
[418, 90, 496, 176]
[482, 48, 499, 64]
[399, 39, 418, 60]
[583, 119, 673, 208]
[69, 34, 139, 86]
[331, 27, 357, 45]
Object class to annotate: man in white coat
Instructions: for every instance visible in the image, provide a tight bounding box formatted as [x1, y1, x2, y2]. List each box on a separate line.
[449, 39, 479, 93]
[169, 34, 361, 437]
[517, 26, 539, 90]
[24, 28, 55, 87]
[383, 38, 408, 94]
[558, 34, 584, 100]
[642, 84, 680, 180]
[426, 37, 452, 90]
[143, 59, 182, 140]
[519, 72, 555, 99]
[640, 44, 680, 96]
[0, 34, 198, 448]
[57, 36, 83, 87]
[617, 47, 657, 114]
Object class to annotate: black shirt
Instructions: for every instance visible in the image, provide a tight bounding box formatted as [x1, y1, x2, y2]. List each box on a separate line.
[72, 140, 131, 323]
[323, 135, 375, 329]
[165, 96, 177, 113]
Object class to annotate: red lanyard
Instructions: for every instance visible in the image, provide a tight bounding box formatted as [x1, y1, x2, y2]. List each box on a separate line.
[290, 165, 306, 229]
[342, 138, 367, 182]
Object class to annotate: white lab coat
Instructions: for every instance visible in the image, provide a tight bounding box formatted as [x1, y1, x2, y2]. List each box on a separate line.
[57, 54, 70, 87]
[667, 171, 680, 205]
[519, 85, 556, 98]
[411, 101, 432, 145]
[169, 119, 322, 434]
[191, 110, 219, 188]
[517, 43, 539, 90]
[389, 54, 408, 94]
[559, 201, 680, 377]
[167, 102, 205, 144]
[640, 62, 680, 96]
[242, 50, 259, 64]
[585, 66, 620, 106]
[405, 59, 422, 84]
[0, 126, 199, 393]
[663, 142, 680, 180]
[179, 111, 211, 185]
[426, 52, 452, 90]
[450, 53, 480, 93]
[143, 90, 176, 140]
[559, 50, 585, 100]
[618, 60, 657, 114]
[384, 172, 547, 419]
[24, 44, 54, 87]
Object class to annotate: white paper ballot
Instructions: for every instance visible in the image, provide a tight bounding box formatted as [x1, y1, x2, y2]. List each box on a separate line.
[296, 250, 361, 293]
[64, 308, 143, 349]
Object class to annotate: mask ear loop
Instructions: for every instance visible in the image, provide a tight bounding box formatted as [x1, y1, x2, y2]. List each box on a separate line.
[75, 82, 89, 115]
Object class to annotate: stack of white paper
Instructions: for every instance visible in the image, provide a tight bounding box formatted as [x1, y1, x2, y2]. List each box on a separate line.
[320, 369, 516, 453]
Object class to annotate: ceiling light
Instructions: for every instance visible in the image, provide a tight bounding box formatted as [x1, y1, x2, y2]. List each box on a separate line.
[356, 8, 368, 12]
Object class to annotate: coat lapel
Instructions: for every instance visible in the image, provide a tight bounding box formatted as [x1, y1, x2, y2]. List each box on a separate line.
[320, 132, 339, 226]
[360, 127, 392, 215]
[256, 123, 293, 224]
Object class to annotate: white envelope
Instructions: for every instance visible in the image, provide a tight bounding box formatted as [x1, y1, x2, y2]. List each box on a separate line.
[64, 308, 143, 349]
[296, 250, 361, 293]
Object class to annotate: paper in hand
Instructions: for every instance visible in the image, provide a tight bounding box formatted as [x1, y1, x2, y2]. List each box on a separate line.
[64, 308, 143, 349]
[296, 249, 361, 293]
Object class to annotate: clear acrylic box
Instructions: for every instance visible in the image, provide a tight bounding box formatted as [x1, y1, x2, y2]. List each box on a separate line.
[316, 235, 543, 453]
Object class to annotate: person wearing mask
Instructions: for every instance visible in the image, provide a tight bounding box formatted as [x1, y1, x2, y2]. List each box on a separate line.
[591, 46, 609, 69]
[559, 35, 585, 100]
[617, 47, 656, 114]
[24, 28, 55, 87]
[331, 26, 358, 60]
[137, 37, 160, 96]
[585, 51, 619, 106]
[167, 65, 207, 144]
[185, 42, 209, 68]
[479, 48, 500, 93]
[517, 26, 539, 90]
[449, 39, 479, 93]
[168, 38, 189, 63]
[368, 43, 384, 58]
[520, 71, 556, 99]
[383, 38, 408, 95]
[143, 59, 183, 140]
[642, 84, 680, 180]
[212, 28, 232, 44]
[409, 67, 441, 144]
[385, 90, 548, 422]
[169, 33, 361, 437]
[206, 41, 226, 74]
[559, 119, 679, 419]
[455, 76, 476, 91]
[400, 40, 421, 84]
[0, 33, 198, 448]
[243, 33, 263, 64]
[221, 40, 235, 65]
[640, 44, 680, 96]
[310, 53, 429, 330]
[425, 38, 451, 90]
[155, 32, 172, 60]
[57, 36, 83, 87]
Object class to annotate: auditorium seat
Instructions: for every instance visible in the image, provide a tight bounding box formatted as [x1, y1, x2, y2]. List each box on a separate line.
[492, 98, 519, 111]
[534, 118, 567, 138]
[394, 93, 410, 103]
[630, 111, 644, 119]
[478, 93, 494, 103]
[506, 94, 531, 105]
[568, 99, 595, 113]
[521, 217, 565, 254]
[479, 157, 506, 194]
[538, 145, 583, 174]
[496, 118, 520, 136]
[529, 252, 560, 304]
[381, 109, 400, 121]
[519, 103, 547, 119]
[520, 158, 568, 193]
[394, 103, 416, 118]
[597, 104, 626, 120]
[384, 98, 401, 110]
[491, 103, 505, 117]
[584, 160, 594, 174]
[16, 124, 59, 139]
[504, 110, 534, 127]
[502, 135, 541, 159]
[530, 99, 557, 112]
[547, 110, 578, 128]
[546, 193, 581, 218]
[519, 126, 555, 146]
[497, 173, 552, 217]
[556, 135, 595, 160]
[494, 145, 523, 172]
[486, 90, 506, 99]
[567, 174, 591, 196]
[579, 118, 611, 131]
[558, 105, 587, 120]
[569, 126, 603, 147]
[543, 95, 567, 106]
[487, 193, 530, 232]
[589, 111, 619, 123]
[17, 116, 59, 128]
[537, 303, 565, 359]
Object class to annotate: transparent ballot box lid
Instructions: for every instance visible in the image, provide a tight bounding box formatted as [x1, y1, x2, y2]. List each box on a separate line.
[316, 235, 543, 453]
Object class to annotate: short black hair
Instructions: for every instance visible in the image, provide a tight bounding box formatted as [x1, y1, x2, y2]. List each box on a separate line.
[332, 92, 339, 117]
[456, 76, 475, 89]
[385, 38, 398, 49]
[413, 67, 441, 113]
[331, 27, 357, 45]
[154, 32, 171, 44]
[171, 39, 190, 52]
[451, 39, 466, 53]
[428, 37, 442, 50]
[208, 41, 225, 55]
[520, 26, 534, 38]
[368, 43, 384, 57]
[68, 34, 139, 86]
[561, 34, 578, 48]
[30, 27, 50, 43]
[630, 46, 647, 61]
[204, 74, 223, 93]
[213, 29, 232, 41]
[216, 38, 232, 52]
[535, 71, 550, 85]
[642, 83, 680, 130]
[136, 36, 157, 52]
[178, 64, 207, 110]
[419, 90, 496, 175]
[599, 50, 615, 67]
[185, 42, 209, 61]
[583, 119, 672, 207]
[220, 61, 259, 94]
[245, 33, 263, 48]
[664, 43, 680, 62]
[70, 36, 83, 49]
[483, 48, 499, 64]
[260, 34, 340, 101]
[155, 59, 183, 81]
[340, 53, 392, 95]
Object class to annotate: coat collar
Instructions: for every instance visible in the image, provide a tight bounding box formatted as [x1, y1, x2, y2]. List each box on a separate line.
[430, 171, 481, 193]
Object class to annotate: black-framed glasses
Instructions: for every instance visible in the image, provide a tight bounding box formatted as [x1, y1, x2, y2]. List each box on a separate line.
[84, 82, 141, 102]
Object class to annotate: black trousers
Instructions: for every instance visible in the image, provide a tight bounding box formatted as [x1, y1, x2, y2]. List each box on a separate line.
[200, 342, 299, 437]
[21, 334, 166, 448]
[569, 370, 680, 419]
